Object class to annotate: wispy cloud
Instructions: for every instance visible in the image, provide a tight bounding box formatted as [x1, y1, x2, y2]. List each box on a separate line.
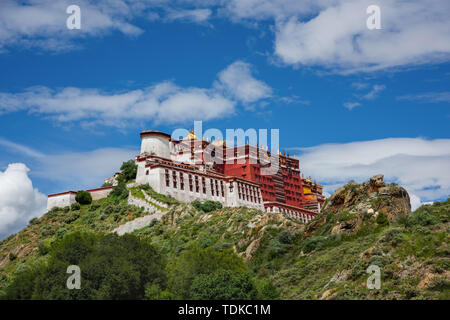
[362, 84, 386, 100]
[397, 92, 450, 103]
[165, 8, 212, 23]
[343, 102, 361, 110]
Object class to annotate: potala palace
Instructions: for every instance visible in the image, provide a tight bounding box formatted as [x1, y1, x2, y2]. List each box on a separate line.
[47, 130, 324, 222]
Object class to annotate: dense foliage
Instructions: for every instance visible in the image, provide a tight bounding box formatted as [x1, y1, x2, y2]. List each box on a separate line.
[75, 191, 92, 205]
[2, 232, 166, 299]
[192, 200, 223, 213]
[120, 160, 137, 183]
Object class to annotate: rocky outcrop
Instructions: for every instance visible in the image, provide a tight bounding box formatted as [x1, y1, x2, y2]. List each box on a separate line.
[303, 175, 412, 237]
[323, 174, 411, 220]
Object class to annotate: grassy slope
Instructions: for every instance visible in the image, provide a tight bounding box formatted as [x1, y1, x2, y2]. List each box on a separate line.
[0, 188, 449, 299]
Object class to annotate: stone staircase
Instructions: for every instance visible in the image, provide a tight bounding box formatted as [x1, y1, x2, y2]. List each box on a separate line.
[111, 191, 169, 236]
[142, 190, 169, 209]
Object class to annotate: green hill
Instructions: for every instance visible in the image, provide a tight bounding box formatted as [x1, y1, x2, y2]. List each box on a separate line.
[0, 179, 448, 300]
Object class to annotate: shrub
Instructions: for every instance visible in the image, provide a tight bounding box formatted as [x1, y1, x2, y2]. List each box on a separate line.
[56, 228, 67, 239]
[376, 212, 389, 226]
[9, 253, 17, 261]
[410, 209, 439, 226]
[65, 211, 80, 224]
[201, 201, 223, 213]
[38, 242, 50, 256]
[258, 280, 281, 300]
[75, 191, 92, 205]
[338, 210, 356, 222]
[109, 182, 128, 199]
[192, 200, 222, 213]
[70, 202, 81, 211]
[278, 230, 296, 244]
[89, 204, 100, 211]
[29, 217, 39, 225]
[190, 269, 258, 300]
[168, 246, 248, 299]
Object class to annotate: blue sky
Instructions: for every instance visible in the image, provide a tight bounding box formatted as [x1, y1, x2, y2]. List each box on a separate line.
[0, 0, 449, 238]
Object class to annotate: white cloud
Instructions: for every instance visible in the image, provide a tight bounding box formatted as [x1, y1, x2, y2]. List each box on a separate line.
[0, 0, 146, 51]
[362, 85, 386, 100]
[166, 8, 212, 23]
[343, 102, 361, 110]
[397, 92, 450, 104]
[0, 61, 271, 126]
[0, 163, 47, 239]
[292, 138, 450, 207]
[3, 1, 450, 73]
[215, 61, 273, 104]
[271, 0, 450, 73]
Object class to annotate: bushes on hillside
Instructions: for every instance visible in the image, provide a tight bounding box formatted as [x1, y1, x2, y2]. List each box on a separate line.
[109, 182, 128, 199]
[376, 212, 389, 226]
[167, 246, 249, 299]
[190, 269, 258, 300]
[192, 200, 223, 213]
[75, 191, 92, 205]
[3, 232, 166, 300]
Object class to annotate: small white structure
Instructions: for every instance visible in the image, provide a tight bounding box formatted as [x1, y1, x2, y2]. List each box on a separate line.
[47, 186, 113, 211]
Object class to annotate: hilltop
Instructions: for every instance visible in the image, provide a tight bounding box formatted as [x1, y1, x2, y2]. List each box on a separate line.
[0, 176, 448, 299]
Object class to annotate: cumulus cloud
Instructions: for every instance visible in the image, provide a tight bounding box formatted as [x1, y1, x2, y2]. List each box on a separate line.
[0, 61, 271, 126]
[269, 0, 450, 73]
[0, 0, 146, 51]
[292, 138, 450, 209]
[4, 1, 450, 73]
[0, 142, 137, 239]
[215, 61, 273, 104]
[0, 163, 47, 239]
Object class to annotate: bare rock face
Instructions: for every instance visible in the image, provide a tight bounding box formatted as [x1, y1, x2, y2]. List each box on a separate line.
[369, 174, 385, 193]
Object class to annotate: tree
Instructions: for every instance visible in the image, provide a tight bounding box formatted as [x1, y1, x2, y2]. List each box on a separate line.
[190, 269, 258, 300]
[167, 246, 248, 299]
[75, 191, 92, 205]
[120, 160, 137, 182]
[3, 232, 166, 300]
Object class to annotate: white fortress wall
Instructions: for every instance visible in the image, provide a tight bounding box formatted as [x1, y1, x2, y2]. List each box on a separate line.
[87, 187, 114, 201]
[47, 192, 77, 211]
[140, 135, 170, 159]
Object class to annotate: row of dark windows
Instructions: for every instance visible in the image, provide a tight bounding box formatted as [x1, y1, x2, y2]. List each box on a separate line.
[165, 169, 224, 197]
